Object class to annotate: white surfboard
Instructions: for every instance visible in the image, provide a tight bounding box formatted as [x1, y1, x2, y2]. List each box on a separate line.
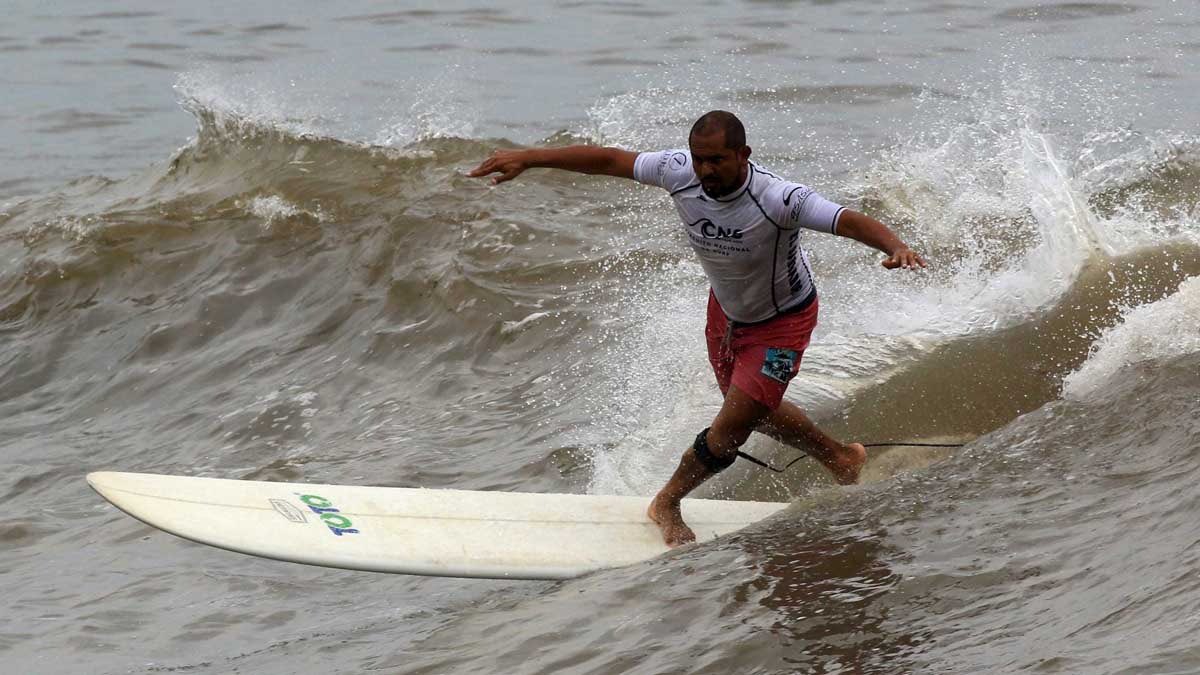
[87, 472, 789, 580]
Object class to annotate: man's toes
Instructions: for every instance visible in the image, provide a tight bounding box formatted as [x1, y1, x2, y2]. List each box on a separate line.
[666, 524, 696, 548]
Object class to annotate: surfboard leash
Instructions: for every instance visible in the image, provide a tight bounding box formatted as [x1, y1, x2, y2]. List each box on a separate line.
[736, 442, 966, 474]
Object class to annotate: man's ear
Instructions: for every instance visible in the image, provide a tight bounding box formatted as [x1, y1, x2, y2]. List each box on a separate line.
[740, 145, 752, 162]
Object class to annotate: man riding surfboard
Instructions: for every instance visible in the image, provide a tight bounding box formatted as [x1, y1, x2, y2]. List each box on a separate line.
[470, 110, 926, 547]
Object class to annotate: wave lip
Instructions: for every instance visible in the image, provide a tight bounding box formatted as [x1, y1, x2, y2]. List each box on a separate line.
[1063, 274, 1200, 399]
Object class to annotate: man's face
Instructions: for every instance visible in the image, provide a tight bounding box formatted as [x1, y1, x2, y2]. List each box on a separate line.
[689, 131, 749, 198]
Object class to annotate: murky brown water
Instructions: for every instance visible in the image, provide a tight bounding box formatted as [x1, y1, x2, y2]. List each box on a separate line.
[3, 2, 1200, 673]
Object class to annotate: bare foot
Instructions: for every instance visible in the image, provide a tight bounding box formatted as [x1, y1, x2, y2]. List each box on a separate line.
[831, 442, 868, 485]
[647, 495, 696, 548]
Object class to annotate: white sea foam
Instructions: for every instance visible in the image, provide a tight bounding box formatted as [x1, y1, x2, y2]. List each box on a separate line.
[1062, 275, 1200, 399]
[242, 194, 328, 225]
[26, 215, 101, 242]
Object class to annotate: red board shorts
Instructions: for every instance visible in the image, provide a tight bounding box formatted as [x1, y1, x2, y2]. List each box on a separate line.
[705, 290, 819, 410]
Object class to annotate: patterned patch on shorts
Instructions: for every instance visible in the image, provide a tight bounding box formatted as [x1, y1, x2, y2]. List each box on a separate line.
[761, 348, 799, 384]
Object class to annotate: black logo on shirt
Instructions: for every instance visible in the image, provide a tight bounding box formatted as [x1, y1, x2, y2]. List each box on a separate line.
[786, 230, 804, 292]
[691, 218, 743, 240]
[784, 186, 813, 223]
[782, 186, 812, 205]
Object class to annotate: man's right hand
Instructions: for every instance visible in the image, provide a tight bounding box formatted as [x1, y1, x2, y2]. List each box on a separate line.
[468, 149, 534, 185]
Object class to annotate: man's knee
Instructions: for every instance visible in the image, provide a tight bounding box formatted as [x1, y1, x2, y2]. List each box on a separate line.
[708, 422, 752, 452]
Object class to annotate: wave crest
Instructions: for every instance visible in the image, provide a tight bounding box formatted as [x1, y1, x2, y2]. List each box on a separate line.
[1063, 274, 1200, 399]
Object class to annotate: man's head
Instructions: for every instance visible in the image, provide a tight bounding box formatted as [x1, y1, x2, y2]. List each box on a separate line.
[688, 110, 751, 198]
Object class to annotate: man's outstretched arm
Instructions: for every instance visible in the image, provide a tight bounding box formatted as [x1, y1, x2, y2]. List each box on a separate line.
[835, 209, 927, 270]
[468, 146, 639, 185]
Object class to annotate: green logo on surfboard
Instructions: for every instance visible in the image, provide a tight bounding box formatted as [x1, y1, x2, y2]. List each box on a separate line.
[297, 494, 360, 536]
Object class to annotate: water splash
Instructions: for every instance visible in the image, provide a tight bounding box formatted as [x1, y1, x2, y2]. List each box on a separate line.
[174, 67, 338, 140]
[827, 75, 1184, 340]
[573, 69, 1200, 498]
[1063, 274, 1200, 399]
[373, 63, 478, 146]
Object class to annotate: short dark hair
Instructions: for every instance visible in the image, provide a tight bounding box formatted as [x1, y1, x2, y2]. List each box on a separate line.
[689, 110, 746, 149]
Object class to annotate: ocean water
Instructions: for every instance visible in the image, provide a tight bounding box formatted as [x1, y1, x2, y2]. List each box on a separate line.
[2, 2, 1199, 673]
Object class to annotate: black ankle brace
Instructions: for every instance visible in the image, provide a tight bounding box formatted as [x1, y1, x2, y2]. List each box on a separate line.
[692, 427, 736, 473]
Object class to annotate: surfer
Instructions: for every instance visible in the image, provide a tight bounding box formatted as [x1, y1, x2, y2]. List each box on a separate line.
[469, 111, 926, 547]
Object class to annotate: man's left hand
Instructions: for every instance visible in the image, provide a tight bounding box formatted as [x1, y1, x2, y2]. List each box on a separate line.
[882, 248, 927, 270]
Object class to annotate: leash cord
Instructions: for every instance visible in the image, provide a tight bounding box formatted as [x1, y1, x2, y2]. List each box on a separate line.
[737, 442, 965, 474]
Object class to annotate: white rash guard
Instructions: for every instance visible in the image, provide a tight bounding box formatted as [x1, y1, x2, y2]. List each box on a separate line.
[634, 149, 845, 324]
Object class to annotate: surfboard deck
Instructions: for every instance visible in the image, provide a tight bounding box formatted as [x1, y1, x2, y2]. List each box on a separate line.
[87, 472, 789, 580]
